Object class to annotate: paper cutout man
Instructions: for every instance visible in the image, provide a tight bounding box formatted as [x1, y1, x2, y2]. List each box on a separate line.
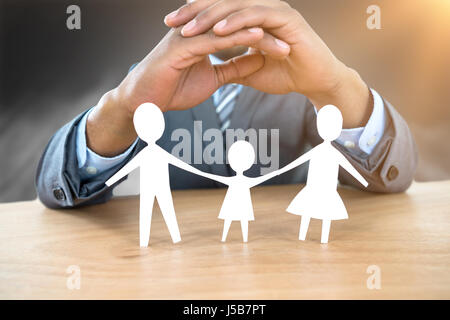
[276, 105, 369, 243]
[105, 103, 210, 247]
[195, 141, 280, 243]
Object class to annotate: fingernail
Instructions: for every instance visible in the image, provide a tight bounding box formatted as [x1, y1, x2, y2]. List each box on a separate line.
[248, 27, 261, 33]
[164, 10, 178, 24]
[214, 19, 227, 30]
[181, 19, 197, 35]
[275, 38, 289, 49]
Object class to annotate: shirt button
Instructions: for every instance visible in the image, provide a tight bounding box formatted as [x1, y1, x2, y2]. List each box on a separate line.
[344, 141, 356, 149]
[387, 165, 399, 181]
[367, 135, 377, 146]
[86, 166, 98, 175]
[52, 187, 66, 201]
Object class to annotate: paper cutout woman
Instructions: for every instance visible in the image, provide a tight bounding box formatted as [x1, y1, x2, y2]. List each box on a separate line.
[197, 140, 280, 243]
[105, 103, 214, 247]
[276, 105, 369, 243]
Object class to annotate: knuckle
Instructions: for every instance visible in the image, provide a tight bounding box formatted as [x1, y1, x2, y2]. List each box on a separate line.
[183, 1, 198, 11]
[251, 4, 268, 13]
[279, 1, 291, 9]
[278, 4, 300, 18]
[291, 8, 303, 20]
[197, 10, 213, 23]
[248, 0, 262, 5]
[196, 9, 216, 23]
[178, 0, 202, 16]
[177, 3, 191, 16]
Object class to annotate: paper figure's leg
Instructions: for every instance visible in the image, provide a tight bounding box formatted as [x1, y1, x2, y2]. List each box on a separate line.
[240, 220, 248, 243]
[299, 216, 310, 241]
[156, 188, 181, 243]
[222, 219, 232, 242]
[321, 219, 331, 244]
[139, 193, 155, 247]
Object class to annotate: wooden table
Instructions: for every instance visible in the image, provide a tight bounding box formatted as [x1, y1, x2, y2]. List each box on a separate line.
[1, 181, 449, 299]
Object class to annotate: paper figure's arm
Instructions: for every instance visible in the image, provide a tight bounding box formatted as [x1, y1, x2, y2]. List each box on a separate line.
[338, 153, 369, 187]
[105, 151, 143, 187]
[165, 151, 230, 185]
[196, 171, 230, 185]
[249, 149, 315, 188]
[275, 149, 314, 177]
[248, 169, 281, 188]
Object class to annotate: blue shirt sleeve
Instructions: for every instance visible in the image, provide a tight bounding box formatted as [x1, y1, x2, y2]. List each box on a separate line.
[75, 107, 138, 182]
[334, 88, 386, 156]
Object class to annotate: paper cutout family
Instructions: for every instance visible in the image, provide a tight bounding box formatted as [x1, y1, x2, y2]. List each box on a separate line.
[105, 103, 368, 246]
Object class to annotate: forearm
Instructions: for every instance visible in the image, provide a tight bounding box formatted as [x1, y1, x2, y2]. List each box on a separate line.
[308, 62, 372, 129]
[86, 89, 137, 157]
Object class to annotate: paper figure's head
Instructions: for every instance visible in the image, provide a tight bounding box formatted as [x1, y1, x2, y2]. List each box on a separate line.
[228, 140, 255, 174]
[317, 105, 343, 141]
[133, 103, 165, 143]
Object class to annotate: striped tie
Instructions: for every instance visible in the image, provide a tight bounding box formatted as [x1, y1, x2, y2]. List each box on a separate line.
[215, 83, 241, 132]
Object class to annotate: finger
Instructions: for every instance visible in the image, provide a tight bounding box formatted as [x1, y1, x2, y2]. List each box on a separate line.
[249, 32, 290, 58]
[182, 27, 264, 58]
[180, 0, 281, 37]
[247, 47, 260, 55]
[164, 0, 218, 27]
[213, 6, 293, 37]
[214, 53, 264, 86]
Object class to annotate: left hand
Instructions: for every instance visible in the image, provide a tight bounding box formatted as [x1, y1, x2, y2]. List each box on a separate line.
[165, 0, 373, 128]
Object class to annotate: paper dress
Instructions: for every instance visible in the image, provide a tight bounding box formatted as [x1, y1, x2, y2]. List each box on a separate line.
[276, 105, 369, 243]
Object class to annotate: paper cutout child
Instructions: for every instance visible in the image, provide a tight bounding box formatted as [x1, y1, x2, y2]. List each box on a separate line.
[105, 103, 212, 247]
[276, 105, 369, 243]
[194, 140, 280, 243]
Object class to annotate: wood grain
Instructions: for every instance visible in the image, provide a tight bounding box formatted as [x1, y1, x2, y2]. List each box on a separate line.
[0, 181, 449, 299]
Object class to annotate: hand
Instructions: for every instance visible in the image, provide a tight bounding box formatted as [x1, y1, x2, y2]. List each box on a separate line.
[87, 25, 290, 156]
[165, 0, 373, 128]
[114, 26, 293, 113]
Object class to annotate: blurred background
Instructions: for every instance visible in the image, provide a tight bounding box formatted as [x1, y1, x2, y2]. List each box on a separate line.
[0, 0, 449, 202]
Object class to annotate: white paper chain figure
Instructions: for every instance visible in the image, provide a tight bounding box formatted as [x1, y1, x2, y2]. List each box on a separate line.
[105, 103, 212, 247]
[107, 103, 367, 246]
[196, 141, 280, 242]
[276, 105, 369, 243]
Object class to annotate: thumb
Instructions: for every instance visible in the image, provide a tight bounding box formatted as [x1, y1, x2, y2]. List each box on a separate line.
[214, 53, 264, 87]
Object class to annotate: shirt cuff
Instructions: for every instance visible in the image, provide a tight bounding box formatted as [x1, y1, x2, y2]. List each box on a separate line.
[335, 88, 386, 156]
[76, 107, 138, 180]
